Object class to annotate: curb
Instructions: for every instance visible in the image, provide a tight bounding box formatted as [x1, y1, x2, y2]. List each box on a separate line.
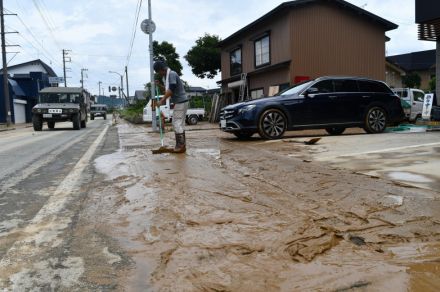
[0, 127, 16, 132]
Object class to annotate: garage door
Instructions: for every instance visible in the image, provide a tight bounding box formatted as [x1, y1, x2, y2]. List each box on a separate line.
[13, 99, 27, 124]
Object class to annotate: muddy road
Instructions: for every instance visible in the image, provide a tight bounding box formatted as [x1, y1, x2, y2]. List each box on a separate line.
[90, 122, 439, 291]
[1, 120, 439, 291]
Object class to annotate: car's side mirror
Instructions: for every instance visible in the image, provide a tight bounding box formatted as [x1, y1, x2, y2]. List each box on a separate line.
[305, 87, 319, 98]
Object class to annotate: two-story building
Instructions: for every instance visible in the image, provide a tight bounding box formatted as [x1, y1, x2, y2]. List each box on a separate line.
[218, 0, 397, 103]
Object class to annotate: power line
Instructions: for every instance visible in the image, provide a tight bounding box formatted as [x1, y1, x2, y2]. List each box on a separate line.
[32, 0, 61, 50]
[126, 0, 143, 67]
[6, 10, 63, 67]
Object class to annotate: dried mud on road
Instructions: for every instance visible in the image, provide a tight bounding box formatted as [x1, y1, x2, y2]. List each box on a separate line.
[89, 122, 440, 291]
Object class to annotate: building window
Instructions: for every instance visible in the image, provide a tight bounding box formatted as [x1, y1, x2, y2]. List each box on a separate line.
[230, 48, 242, 76]
[251, 88, 264, 99]
[255, 35, 270, 67]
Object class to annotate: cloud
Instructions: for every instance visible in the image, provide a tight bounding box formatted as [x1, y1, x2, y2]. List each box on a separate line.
[4, 0, 437, 96]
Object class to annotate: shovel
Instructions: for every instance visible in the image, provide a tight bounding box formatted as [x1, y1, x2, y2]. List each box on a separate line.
[152, 90, 174, 154]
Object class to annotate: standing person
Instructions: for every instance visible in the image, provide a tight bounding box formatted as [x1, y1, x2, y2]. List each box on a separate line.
[153, 61, 189, 153]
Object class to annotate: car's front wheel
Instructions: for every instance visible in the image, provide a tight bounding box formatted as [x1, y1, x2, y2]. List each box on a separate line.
[258, 109, 287, 140]
[364, 106, 387, 134]
[325, 127, 345, 135]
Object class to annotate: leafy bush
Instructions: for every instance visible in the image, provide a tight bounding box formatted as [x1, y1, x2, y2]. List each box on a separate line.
[119, 100, 147, 124]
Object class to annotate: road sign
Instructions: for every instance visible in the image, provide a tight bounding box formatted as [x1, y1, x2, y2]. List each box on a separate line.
[49, 77, 65, 84]
[141, 19, 156, 34]
[422, 93, 434, 120]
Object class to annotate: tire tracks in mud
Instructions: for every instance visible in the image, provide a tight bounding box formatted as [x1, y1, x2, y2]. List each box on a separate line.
[217, 140, 440, 261]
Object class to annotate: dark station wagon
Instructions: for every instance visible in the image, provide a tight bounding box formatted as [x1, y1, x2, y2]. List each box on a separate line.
[220, 77, 405, 139]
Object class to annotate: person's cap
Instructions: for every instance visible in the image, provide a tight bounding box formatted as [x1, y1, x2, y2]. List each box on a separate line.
[153, 61, 167, 72]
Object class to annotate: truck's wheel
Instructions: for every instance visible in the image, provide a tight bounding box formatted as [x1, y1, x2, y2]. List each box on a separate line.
[32, 114, 43, 131]
[73, 114, 81, 130]
[187, 115, 198, 125]
[81, 118, 87, 128]
[47, 121, 55, 129]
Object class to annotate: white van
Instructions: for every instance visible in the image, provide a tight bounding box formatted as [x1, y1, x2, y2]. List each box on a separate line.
[142, 98, 205, 125]
[393, 88, 425, 121]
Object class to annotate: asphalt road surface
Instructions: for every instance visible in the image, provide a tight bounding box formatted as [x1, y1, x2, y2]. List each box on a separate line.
[0, 118, 119, 290]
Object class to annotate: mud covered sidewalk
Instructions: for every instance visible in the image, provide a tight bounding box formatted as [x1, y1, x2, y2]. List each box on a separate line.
[89, 121, 440, 291]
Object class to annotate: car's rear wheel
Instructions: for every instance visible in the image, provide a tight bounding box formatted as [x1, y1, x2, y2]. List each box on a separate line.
[91, 115, 94, 120]
[364, 106, 387, 134]
[104, 115, 107, 120]
[73, 114, 81, 130]
[32, 115, 43, 131]
[233, 132, 254, 140]
[47, 121, 55, 129]
[258, 109, 287, 140]
[187, 115, 198, 125]
[325, 127, 345, 135]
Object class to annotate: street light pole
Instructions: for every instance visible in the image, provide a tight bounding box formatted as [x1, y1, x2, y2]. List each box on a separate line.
[109, 71, 124, 100]
[140, 1, 157, 131]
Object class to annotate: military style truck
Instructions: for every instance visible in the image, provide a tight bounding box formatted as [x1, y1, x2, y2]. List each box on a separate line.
[90, 104, 108, 120]
[32, 87, 89, 131]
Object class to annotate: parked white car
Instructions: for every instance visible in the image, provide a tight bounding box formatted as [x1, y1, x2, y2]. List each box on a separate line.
[143, 98, 205, 125]
[393, 88, 425, 121]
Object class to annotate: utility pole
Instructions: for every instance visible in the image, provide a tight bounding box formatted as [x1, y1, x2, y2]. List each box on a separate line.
[125, 66, 130, 100]
[80, 68, 88, 89]
[1, 0, 11, 126]
[98, 81, 102, 96]
[62, 49, 71, 87]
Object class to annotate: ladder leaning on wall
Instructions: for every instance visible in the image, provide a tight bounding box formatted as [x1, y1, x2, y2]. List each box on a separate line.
[239, 73, 249, 102]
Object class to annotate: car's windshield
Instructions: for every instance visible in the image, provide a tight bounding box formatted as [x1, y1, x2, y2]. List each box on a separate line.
[39, 93, 81, 103]
[278, 80, 314, 96]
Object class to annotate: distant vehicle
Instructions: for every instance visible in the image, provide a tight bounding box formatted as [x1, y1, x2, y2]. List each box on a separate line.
[143, 98, 205, 125]
[393, 88, 425, 122]
[220, 76, 405, 140]
[32, 87, 89, 131]
[90, 104, 108, 120]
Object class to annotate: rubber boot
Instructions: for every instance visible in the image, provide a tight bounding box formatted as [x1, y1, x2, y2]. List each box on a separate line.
[174, 132, 186, 153]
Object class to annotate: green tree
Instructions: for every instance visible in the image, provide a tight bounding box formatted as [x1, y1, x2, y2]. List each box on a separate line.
[402, 73, 422, 88]
[185, 34, 221, 79]
[429, 76, 436, 91]
[153, 41, 183, 76]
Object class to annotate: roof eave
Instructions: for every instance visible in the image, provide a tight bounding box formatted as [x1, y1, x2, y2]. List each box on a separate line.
[219, 0, 398, 47]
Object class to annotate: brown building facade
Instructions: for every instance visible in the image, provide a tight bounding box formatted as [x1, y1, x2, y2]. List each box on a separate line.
[218, 0, 397, 103]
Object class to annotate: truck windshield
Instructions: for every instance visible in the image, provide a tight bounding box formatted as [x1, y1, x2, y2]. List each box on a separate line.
[92, 107, 106, 111]
[278, 80, 314, 96]
[39, 93, 81, 103]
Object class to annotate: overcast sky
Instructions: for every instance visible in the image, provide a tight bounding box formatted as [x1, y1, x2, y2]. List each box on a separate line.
[4, 0, 437, 96]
